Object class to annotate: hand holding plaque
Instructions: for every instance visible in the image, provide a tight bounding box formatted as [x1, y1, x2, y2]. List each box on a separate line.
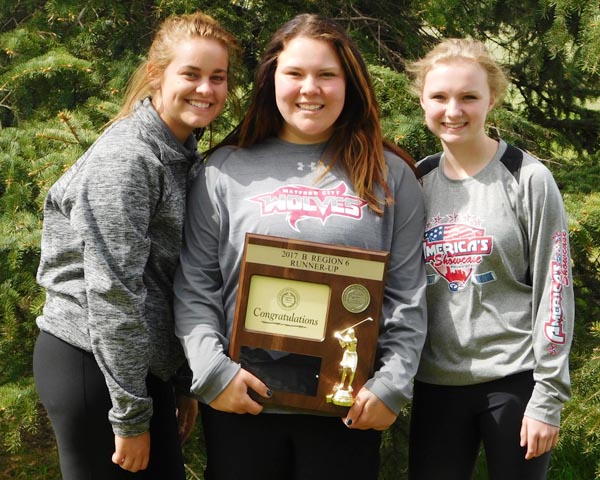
[229, 234, 389, 415]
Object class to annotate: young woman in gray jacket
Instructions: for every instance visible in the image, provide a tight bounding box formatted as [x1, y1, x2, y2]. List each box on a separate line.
[33, 11, 237, 479]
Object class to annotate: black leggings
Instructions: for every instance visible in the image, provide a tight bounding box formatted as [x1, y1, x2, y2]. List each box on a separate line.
[33, 330, 186, 480]
[408, 371, 552, 480]
[200, 402, 382, 480]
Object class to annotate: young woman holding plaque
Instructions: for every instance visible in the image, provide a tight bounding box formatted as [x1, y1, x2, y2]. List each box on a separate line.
[406, 38, 574, 479]
[33, 12, 238, 479]
[173, 13, 427, 479]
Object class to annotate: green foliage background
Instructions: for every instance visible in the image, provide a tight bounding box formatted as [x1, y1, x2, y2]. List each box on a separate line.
[0, 1, 598, 478]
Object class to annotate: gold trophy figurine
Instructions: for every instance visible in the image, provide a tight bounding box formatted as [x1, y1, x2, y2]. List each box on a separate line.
[326, 317, 373, 406]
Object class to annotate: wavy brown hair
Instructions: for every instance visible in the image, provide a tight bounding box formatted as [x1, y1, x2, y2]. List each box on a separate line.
[221, 13, 414, 215]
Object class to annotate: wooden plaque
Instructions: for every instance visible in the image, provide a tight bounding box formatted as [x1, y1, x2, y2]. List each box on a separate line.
[229, 233, 389, 415]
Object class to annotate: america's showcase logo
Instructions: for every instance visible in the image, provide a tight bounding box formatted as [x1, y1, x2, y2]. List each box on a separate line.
[545, 230, 570, 345]
[423, 213, 494, 291]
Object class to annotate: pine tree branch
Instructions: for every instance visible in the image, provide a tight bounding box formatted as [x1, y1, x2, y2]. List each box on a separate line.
[33, 133, 79, 145]
[58, 112, 81, 145]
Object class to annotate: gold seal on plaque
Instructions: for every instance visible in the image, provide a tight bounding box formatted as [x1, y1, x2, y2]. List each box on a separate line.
[342, 284, 371, 313]
[277, 287, 299, 310]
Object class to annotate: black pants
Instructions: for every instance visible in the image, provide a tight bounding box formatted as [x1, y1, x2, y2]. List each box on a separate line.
[200, 402, 382, 480]
[409, 371, 552, 480]
[33, 330, 185, 480]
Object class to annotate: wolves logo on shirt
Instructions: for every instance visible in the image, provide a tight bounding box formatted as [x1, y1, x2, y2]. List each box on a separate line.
[424, 214, 494, 291]
[249, 181, 367, 232]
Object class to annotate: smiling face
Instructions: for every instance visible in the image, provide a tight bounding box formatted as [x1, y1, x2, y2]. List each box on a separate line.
[420, 59, 495, 149]
[274, 36, 346, 144]
[152, 37, 229, 143]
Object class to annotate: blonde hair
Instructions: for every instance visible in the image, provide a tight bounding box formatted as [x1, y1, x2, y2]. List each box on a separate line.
[113, 11, 238, 123]
[406, 38, 508, 106]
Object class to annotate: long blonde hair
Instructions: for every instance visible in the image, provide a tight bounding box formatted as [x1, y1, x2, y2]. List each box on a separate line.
[112, 11, 239, 123]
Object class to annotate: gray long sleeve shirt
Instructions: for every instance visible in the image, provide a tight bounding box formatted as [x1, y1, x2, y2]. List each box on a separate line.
[416, 140, 574, 426]
[36, 98, 200, 436]
[174, 138, 428, 415]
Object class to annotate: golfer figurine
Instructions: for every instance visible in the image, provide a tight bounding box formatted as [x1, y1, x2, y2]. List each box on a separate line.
[327, 317, 373, 406]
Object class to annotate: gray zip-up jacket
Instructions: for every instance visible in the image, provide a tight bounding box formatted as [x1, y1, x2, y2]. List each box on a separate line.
[36, 98, 200, 436]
